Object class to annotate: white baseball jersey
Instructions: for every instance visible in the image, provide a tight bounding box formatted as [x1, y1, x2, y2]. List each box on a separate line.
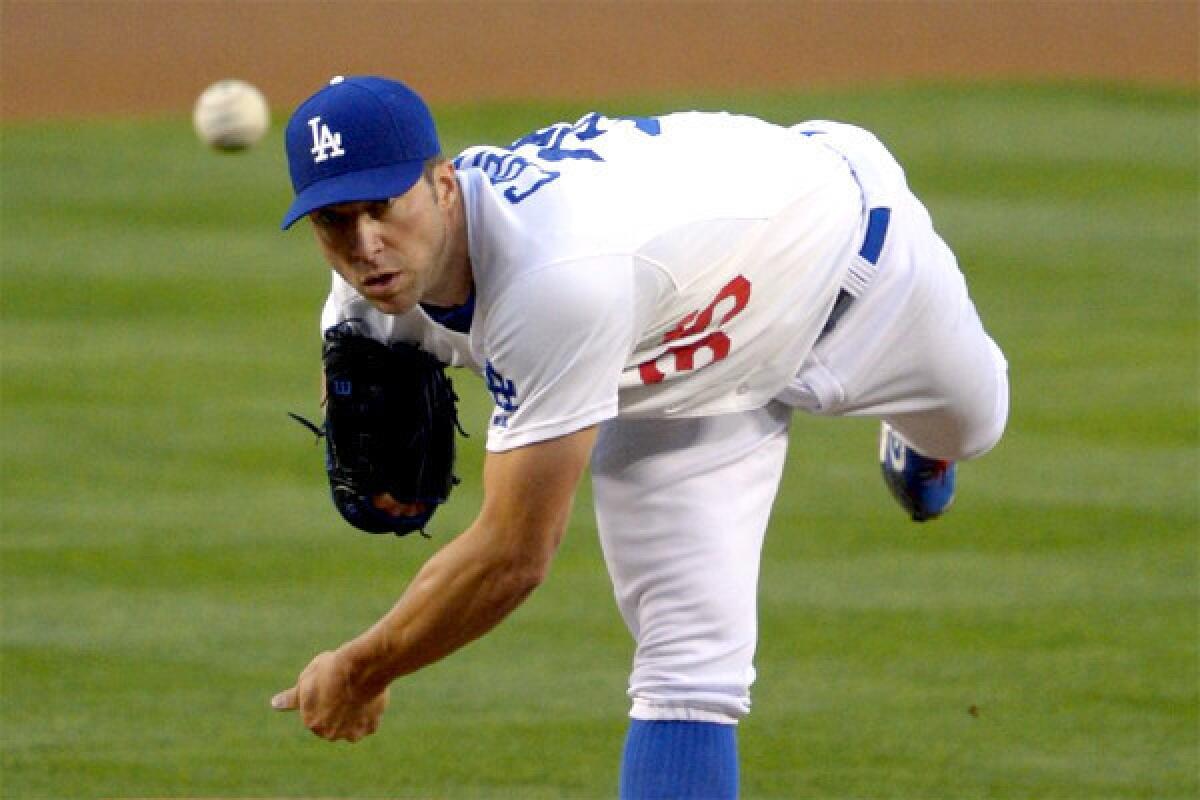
[322, 111, 867, 451]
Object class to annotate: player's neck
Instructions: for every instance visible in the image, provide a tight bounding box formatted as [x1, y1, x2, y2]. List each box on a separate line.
[423, 265, 472, 310]
[423, 199, 473, 308]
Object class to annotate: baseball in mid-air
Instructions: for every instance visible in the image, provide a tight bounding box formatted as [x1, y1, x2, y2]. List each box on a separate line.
[193, 79, 270, 151]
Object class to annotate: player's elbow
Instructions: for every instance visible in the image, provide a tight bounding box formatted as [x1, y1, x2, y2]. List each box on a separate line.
[504, 531, 558, 589]
[507, 558, 550, 600]
[475, 504, 566, 576]
[484, 522, 561, 598]
[476, 548, 551, 611]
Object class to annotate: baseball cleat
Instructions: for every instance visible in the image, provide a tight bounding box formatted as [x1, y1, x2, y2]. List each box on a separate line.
[879, 423, 956, 522]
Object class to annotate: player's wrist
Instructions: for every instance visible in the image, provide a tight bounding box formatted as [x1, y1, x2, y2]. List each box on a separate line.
[335, 636, 396, 700]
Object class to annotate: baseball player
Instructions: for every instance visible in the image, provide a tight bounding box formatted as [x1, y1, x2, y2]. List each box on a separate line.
[271, 76, 1009, 798]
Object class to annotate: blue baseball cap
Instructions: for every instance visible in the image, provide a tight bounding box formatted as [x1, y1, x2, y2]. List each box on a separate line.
[281, 76, 441, 230]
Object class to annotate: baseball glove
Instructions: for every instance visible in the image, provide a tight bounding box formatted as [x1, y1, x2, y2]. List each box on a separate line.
[291, 321, 464, 536]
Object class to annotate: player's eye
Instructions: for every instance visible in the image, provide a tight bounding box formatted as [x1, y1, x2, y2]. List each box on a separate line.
[366, 199, 394, 219]
[311, 209, 344, 228]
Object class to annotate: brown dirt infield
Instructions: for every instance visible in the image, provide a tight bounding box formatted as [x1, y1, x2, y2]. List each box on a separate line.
[1, 0, 1196, 121]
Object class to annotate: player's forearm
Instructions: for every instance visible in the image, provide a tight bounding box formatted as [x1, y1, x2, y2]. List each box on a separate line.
[337, 430, 593, 700]
[337, 521, 548, 697]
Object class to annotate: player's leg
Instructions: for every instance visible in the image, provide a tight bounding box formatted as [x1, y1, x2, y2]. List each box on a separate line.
[780, 120, 1009, 520]
[787, 193, 1010, 450]
[591, 402, 793, 799]
[620, 719, 738, 799]
[781, 207, 1009, 516]
[778, 159, 1008, 520]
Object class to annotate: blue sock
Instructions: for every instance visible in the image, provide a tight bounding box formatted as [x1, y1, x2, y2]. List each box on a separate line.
[619, 719, 739, 799]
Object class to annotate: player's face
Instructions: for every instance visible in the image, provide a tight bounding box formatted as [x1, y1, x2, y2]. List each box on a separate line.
[309, 165, 465, 314]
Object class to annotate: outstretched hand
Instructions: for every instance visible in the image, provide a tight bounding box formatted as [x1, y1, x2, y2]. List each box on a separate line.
[272, 649, 390, 742]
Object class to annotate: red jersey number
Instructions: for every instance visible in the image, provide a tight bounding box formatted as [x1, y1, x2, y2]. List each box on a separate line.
[637, 275, 752, 385]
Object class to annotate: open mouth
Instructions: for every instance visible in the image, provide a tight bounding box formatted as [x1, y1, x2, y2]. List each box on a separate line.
[362, 272, 400, 292]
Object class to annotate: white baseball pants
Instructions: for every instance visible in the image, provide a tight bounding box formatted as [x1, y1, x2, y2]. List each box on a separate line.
[589, 122, 1009, 723]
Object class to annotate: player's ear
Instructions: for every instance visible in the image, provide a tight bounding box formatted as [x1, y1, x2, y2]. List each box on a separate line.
[431, 160, 457, 209]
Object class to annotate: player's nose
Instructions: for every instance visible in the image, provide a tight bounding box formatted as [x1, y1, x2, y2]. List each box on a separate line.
[350, 214, 384, 263]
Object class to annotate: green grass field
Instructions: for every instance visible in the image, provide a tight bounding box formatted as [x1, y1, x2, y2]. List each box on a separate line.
[2, 84, 1196, 799]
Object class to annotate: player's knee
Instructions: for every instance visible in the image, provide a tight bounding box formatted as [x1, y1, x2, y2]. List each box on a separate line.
[955, 360, 1010, 461]
[956, 410, 1007, 461]
[891, 410, 1006, 463]
[892, 351, 1010, 462]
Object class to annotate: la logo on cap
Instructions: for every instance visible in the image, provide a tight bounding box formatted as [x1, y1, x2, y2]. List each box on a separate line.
[308, 116, 345, 163]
